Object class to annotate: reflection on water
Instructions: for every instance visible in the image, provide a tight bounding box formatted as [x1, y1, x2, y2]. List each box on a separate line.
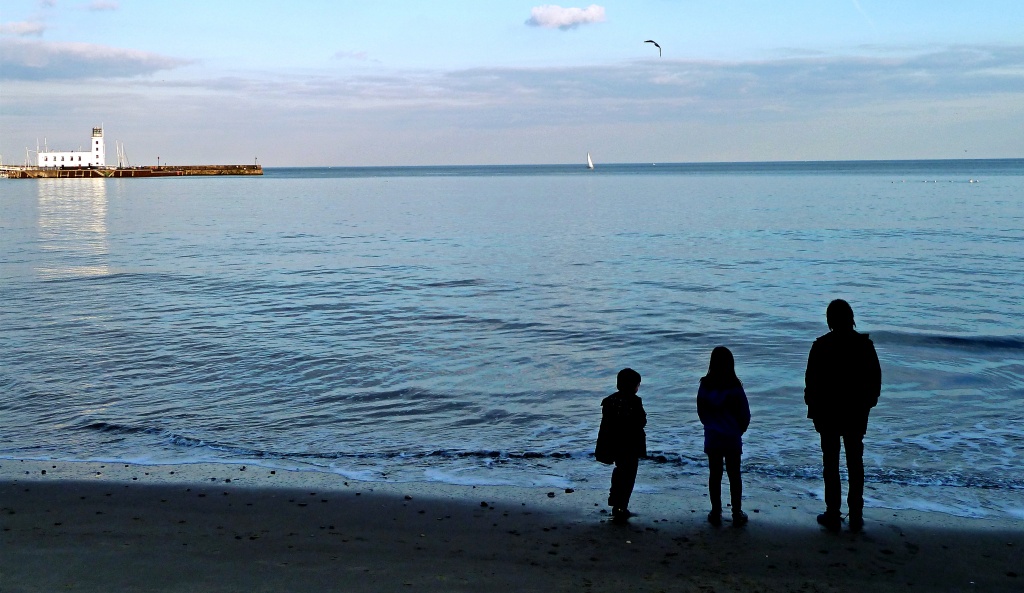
[36, 179, 109, 279]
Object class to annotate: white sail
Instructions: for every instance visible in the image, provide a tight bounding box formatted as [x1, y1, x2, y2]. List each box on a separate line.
[587, 152, 594, 169]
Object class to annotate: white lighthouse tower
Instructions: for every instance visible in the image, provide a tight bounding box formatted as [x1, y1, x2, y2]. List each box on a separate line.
[36, 126, 106, 168]
[91, 127, 106, 166]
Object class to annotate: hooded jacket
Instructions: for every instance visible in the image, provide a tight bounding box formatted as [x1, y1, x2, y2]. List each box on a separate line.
[804, 329, 882, 435]
[697, 381, 750, 453]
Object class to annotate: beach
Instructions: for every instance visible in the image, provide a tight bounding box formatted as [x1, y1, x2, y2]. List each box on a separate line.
[2, 460, 1020, 592]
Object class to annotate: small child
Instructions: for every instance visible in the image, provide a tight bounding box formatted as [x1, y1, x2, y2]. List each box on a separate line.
[697, 347, 751, 527]
[595, 368, 647, 521]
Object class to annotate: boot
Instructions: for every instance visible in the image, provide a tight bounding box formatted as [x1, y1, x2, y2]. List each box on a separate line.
[816, 511, 842, 532]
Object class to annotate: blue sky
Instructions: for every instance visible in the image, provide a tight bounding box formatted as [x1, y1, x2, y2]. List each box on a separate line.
[2, 1, 1023, 165]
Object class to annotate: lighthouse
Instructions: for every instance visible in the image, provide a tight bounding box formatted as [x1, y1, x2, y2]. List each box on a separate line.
[91, 127, 106, 167]
[37, 126, 106, 168]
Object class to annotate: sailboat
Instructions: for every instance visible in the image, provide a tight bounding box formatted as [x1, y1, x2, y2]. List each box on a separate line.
[587, 152, 594, 170]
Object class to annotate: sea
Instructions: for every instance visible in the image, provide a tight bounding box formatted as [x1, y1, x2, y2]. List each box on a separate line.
[1, 160, 1022, 520]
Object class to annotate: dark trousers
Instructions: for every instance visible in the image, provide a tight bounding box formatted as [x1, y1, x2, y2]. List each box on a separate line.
[707, 451, 742, 512]
[608, 456, 639, 509]
[820, 432, 865, 516]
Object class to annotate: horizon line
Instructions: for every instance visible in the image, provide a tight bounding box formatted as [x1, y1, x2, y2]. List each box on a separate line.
[261, 157, 1024, 169]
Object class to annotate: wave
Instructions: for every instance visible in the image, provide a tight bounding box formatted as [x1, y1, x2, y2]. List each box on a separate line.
[422, 279, 488, 289]
[872, 331, 1024, 352]
[68, 421, 1024, 492]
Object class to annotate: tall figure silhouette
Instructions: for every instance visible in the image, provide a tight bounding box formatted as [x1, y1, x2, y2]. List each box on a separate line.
[804, 299, 881, 532]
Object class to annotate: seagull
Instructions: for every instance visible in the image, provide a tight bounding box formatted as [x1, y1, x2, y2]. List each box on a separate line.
[644, 39, 661, 57]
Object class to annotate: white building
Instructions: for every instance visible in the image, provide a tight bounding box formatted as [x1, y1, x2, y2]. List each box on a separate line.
[37, 127, 106, 168]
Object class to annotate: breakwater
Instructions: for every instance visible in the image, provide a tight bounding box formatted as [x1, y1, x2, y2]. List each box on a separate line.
[1, 164, 262, 178]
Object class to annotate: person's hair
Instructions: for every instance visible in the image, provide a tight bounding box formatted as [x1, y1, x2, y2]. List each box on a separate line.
[826, 299, 856, 331]
[616, 368, 641, 391]
[700, 346, 742, 390]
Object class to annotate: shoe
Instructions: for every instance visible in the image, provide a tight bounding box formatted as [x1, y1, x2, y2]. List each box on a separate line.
[816, 511, 842, 532]
[732, 510, 749, 527]
[612, 507, 634, 521]
[707, 510, 722, 526]
[848, 514, 864, 533]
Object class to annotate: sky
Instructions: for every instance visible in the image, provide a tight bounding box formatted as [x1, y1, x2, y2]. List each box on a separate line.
[2, 1, 1023, 166]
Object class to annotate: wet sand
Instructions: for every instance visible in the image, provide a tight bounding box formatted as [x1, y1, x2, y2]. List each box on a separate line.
[1, 460, 1021, 592]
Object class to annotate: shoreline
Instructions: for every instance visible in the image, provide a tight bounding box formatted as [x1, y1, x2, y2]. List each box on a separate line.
[2, 460, 1021, 592]
[4, 453, 1019, 522]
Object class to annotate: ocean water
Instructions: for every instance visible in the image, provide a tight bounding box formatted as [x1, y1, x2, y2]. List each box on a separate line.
[1, 161, 1022, 519]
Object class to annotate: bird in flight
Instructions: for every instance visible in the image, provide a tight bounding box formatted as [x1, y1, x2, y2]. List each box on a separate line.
[644, 40, 661, 57]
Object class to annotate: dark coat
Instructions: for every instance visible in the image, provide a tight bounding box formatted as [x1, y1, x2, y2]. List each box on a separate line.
[595, 391, 647, 463]
[804, 329, 882, 435]
[697, 382, 750, 454]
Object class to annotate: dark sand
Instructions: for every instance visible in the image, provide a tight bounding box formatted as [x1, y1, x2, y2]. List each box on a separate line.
[1, 460, 1021, 592]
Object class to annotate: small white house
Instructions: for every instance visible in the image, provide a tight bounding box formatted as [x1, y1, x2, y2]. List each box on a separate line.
[37, 127, 106, 168]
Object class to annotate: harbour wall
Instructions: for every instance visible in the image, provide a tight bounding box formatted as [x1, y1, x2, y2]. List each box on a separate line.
[1, 165, 262, 179]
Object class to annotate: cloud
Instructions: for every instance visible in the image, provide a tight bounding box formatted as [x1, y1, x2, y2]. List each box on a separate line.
[5, 43, 1024, 164]
[39, 0, 56, 7]
[5, 47, 1024, 166]
[0, 38, 191, 80]
[85, 44, 1022, 120]
[92, 45, 1024, 115]
[87, 1, 119, 10]
[0, 21, 48, 36]
[526, 4, 605, 30]
[429, 45, 1024, 116]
